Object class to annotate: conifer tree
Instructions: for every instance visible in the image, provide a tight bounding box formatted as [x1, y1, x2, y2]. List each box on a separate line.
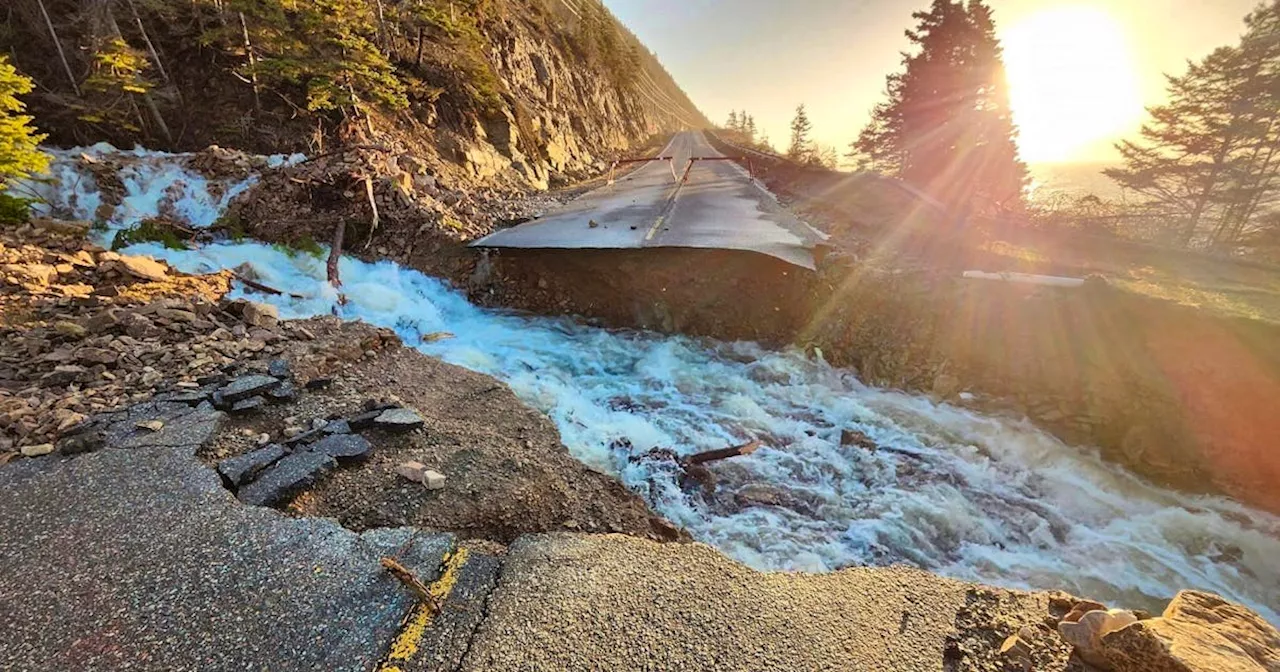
[727, 110, 739, 132]
[789, 103, 814, 163]
[852, 0, 1026, 210]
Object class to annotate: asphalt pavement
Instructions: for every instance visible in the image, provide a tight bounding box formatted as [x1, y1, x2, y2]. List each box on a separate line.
[471, 131, 828, 269]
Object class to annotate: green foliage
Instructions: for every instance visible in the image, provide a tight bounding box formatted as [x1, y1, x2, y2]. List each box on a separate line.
[0, 56, 49, 191]
[112, 219, 188, 251]
[0, 193, 36, 225]
[272, 235, 324, 259]
[217, 0, 408, 114]
[852, 0, 1026, 211]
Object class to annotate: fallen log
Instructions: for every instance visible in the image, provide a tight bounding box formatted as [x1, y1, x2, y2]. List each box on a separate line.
[682, 440, 762, 466]
[233, 272, 304, 300]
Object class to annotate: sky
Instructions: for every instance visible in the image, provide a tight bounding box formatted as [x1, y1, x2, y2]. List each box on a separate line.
[603, 0, 1261, 166]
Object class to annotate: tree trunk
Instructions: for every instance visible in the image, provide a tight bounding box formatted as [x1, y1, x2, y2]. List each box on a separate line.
[104, 5, 172, 144]
[36, 0, 81, 96]
[238, 12, 262, 111]
[125, 0, 170, 85]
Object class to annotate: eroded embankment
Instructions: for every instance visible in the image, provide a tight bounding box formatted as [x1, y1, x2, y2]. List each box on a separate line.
[17, 144, 1280, 627]
[469, 246, 1280, 517]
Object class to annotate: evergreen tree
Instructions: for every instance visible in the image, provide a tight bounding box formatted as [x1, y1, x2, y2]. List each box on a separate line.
[789, 103, 814, 163]
[726, 110, 739, 132]
[744, 114, 757, 144]
[0, 56, 47, 190]
[852, 0, 1026, 211]
[1105, 1, 1280, 248]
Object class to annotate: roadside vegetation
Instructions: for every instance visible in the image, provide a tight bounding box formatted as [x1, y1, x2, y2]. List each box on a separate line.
[0, 55, 47, 224]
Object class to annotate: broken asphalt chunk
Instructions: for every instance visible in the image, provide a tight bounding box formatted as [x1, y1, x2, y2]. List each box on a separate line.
[218, 375, 281, 403]
[307, 434, 372, 462]
[236, 452, 336, 507]
[218, 444, 287, 487]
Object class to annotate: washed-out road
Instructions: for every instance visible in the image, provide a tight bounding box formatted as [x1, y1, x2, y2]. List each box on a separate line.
[471, 131, 828, 269]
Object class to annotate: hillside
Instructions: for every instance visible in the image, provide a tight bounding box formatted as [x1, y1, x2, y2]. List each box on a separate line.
[2, 0, 707, 188]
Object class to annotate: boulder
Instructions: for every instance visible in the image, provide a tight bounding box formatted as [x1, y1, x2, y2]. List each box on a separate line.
[1098, 591, 1280, 672]
[241, 301, 279, 328]
[1058, 609, 1139, 668]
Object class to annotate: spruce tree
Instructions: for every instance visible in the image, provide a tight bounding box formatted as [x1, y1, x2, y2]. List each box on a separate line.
[789, 103, 814, 163]
[853, 0, 1026, 210]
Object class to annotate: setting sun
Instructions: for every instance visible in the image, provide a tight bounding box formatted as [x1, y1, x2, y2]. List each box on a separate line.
[1002, 6, 1145, 164]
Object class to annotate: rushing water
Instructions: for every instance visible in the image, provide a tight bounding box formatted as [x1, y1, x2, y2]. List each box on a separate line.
[17, 146, 1280, 622]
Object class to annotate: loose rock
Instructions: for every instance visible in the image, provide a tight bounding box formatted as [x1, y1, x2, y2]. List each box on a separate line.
[307, 434, 372, 462]
[20, 444, 55, 457]
[374, 407, 425, 432]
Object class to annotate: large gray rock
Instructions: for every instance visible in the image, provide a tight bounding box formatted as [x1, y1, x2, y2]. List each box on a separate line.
[236, 452, 337, 507]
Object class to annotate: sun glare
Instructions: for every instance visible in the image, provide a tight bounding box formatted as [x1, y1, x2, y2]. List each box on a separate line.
[1001, 6, 1144, 164]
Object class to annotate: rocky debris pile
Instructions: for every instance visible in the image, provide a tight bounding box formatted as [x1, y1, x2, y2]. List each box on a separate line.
[224, 398, 426, 508]
[204, 360, 427, 507]
[222, 145, 562, 276]
[0, 224, 306, 461]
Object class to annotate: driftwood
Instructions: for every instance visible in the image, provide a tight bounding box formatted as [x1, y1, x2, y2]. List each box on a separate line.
[380, 557, 440, 613]
[683, 440, 762, 466]
[627, 440, 763, 496]
[233, 271, 303, 300]
[362, 176, 380, 248]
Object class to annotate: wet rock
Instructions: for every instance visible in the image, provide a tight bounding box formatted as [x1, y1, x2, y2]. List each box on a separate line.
[236, 452, 336, 507]
[307, 434, 372, 462]
[219, 375, 280, 402]
[734, 484, 788, 509]
[840, 429, 877, 452]
[20, 444, 54, 457]
[1098, 591, 1280, 672]
[230, 396, 266, 415]
[218, 444, 288, 487]
[932, 373, 961, 400]
[118, 255, 169, 282]
[374, 407, 425, 432]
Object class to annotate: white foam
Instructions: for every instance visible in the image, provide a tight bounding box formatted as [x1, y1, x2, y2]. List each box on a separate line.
[16, 147, 1280, 623]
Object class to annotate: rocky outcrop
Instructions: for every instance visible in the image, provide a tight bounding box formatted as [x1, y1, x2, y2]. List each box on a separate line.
[1061, 591, 1280, 672]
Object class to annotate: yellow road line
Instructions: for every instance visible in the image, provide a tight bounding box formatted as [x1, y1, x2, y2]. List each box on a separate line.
[378, 548, 471, 670]
[645, 215, 666, 241]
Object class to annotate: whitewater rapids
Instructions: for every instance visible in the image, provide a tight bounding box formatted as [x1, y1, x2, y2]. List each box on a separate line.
[16, 146, 1280, 622]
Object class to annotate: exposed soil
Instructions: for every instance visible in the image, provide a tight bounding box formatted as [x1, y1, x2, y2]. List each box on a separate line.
[202, 316, 685, 543]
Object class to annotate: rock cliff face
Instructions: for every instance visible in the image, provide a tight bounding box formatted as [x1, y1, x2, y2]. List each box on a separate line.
[4, 0, 706, 190]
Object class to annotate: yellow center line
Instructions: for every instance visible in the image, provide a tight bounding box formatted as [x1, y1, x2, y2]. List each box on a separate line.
[645, 182, 685, 242]
[378, 548, 471, 670]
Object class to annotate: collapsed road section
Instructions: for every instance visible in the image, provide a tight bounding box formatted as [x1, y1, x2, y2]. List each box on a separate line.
[470, 131, 828, 270]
